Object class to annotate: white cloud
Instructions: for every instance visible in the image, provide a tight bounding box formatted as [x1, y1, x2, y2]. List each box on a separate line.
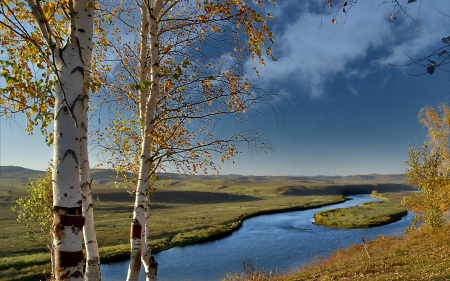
[348, 84, 358, 96]
[248, 0, 449, 98]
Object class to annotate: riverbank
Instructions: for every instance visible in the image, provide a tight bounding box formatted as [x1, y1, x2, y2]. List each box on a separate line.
[231, 223, 450, 281]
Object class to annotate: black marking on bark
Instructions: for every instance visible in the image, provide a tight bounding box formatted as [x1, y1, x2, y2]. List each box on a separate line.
[71, 225, 82, 235]
[149, 8, 156, 20]
[58, 47, 67, 67]
[76, 200, 82, 206]
[69, 271, 83, 278]
[62, 149, 78, 165]
[54, 206, 82, 215]
[71, 66, 84, 78]
[55, 214, 85, 228]
[59, 133, 63, 137]
[70, 94, 83, 115]
[77, 28, 85, 33]
[86, 203, 94, 212]
[64, 193, 68, 197]
[55, 99, 79, 127]
[75, 37, 85, 66]
[131, 221, 142, 239]
[55, 249, 84, 269]
[150, 256, 158, 275]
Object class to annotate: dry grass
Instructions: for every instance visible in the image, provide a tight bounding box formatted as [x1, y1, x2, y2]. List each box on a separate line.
[224, 224, 450, 281]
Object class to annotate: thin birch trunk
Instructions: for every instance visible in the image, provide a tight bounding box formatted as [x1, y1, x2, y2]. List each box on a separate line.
[142, 189, 158, 281]
[126, 2, 150, 280]
[127, 1, 162, 280]
[78, 5, 101, 277]
[142, 2, 162, 280]
[80, 93, 101, 281]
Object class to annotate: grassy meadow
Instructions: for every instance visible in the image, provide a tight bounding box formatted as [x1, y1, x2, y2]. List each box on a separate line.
[0, 167, 415, 281]
[313, 192, 408, 228]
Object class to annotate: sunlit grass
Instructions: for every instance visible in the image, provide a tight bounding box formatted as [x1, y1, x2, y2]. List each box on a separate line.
[313, 194, 408, 228]
[224, 224, 450, 281]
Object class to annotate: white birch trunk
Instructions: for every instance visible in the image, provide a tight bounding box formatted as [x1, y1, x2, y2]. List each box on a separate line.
[126, 3, 150, 280]
[80, 94, 101, 281]
[142, 2, 162, 280]
[127, 1, 162, 280]
[50, 1, 95, 280]
[78, 2, 101, 278]
[52, 44, 85, 281]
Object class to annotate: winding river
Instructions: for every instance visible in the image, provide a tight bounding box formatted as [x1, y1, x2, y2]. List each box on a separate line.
[101, 194, 414, 281]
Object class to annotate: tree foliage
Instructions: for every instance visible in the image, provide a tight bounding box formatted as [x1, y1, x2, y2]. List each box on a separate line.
[12, 168, 53, 249]
[94, 0, 277, 183]
[11, 168, 56, 278]
[403, 104, 450, 231]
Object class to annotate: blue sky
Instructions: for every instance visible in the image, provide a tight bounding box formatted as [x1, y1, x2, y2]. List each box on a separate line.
[1, 0, 449, 176]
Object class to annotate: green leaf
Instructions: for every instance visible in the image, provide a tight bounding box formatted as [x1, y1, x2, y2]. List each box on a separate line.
[182, 57, 190, 68]
[172, 66, 183, 80]
[131, 84, 141, 90]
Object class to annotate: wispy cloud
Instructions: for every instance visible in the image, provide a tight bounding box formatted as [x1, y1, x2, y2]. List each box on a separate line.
[348, 84, 358, 96]
[379, 75, 391, 89]
[249, 0, 449, 98]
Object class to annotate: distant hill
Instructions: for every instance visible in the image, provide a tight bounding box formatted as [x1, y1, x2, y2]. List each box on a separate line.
[0, 166, 406, 184]
[0, 166, 46, 180]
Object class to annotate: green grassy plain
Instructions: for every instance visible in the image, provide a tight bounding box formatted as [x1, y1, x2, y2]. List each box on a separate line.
[0, 167, 415, 281]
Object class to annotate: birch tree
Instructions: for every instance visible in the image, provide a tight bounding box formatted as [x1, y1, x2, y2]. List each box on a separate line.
[94, 0, 276, 280]
[0, 1, 100, 280]
[403, 104, 450, 231]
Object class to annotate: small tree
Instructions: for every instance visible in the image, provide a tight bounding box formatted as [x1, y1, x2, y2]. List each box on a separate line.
[403, 104, 450, 231]
[12, 168, 54, 277]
